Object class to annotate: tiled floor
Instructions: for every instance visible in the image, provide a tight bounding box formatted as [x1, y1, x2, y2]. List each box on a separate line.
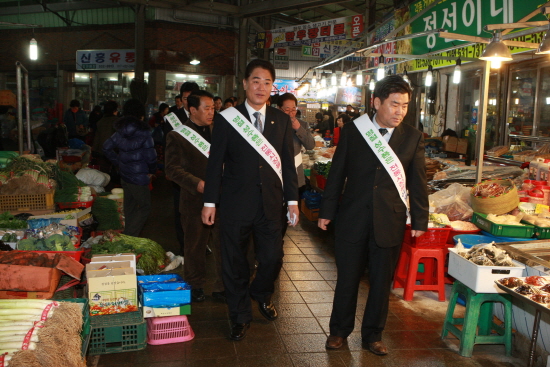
[90, 175, 525, 367]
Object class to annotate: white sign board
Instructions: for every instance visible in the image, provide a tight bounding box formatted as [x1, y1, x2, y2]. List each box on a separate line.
[76, 49, 136, 71]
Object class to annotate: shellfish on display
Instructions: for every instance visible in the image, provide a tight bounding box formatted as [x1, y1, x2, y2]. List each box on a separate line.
[498, 277, 524, 288]
[516, 284, 535, 295]
[525, 276, 546, 286]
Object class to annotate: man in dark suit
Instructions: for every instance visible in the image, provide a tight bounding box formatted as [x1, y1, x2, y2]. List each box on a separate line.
[165, 82, 200, 257]
[165, 90, 224, 303]
[202, 59, 299, 341]
[169, 94, 188, 123]
[318, 75, 429, 355]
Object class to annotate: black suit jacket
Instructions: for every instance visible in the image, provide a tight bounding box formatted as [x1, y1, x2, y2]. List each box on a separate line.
[319, 120, 429, 246]
[203, 103, 299, 222]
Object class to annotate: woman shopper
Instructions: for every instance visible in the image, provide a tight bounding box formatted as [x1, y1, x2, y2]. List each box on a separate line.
[103, 99, 157, 237]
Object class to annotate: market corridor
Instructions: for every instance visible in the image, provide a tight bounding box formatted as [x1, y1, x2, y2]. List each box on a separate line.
[89, 174, 524, 367]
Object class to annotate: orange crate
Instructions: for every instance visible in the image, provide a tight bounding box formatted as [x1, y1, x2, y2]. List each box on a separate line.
[0, 190, 55, 213]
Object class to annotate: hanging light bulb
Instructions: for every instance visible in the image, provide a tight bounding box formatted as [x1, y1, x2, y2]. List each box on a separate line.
[340, 72, 347, 87]
[376, 55, 385, 81]
[425, 65, 433, 87]
[331, 72, 337, 86]
[403, 68, 410, 84]
[356, 70, 363, 86]
[491, 60, 502, 69]
[369, 78, 375, 91]
[452, 58, 461, 84]
[29, 38, 38, 61]
[320, 72, 327, 88]
[311, 71, 317, 88]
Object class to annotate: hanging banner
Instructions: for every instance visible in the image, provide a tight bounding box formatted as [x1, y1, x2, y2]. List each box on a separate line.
[256, 14, 363, 48]
[76, 49, 136, 71]
[271, 79, 299, 95]
[273, 48, 290, 70]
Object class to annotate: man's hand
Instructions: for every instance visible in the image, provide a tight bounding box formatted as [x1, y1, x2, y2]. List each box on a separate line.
[197, 180, 205, 193]
[202, 206, 216, 225]
[411, 230, 425, 238]
[291, 117, 301, 131]
[318, 218, 331, 230]
[287, 204, 300, 227]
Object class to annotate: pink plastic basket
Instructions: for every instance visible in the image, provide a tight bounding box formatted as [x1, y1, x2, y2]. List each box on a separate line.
[146, 315, 194, 345]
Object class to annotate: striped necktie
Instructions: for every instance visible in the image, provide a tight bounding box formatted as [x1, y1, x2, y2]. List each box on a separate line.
[253, 112, 263, 133]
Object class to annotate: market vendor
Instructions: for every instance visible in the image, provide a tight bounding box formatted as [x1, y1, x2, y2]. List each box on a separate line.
[318, 75, 429, 355]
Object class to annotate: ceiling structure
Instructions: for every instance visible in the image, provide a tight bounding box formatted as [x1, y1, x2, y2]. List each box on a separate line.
[0, 0, 403, 30]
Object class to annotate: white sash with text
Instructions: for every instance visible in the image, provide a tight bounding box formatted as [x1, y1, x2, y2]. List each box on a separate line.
[353, 114, 409, 212]
[220, 107, 283, 184]
[165, 112, 210, 158]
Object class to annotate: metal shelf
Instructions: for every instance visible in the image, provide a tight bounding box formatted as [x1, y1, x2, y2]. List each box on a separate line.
[483, 155, 523, 167]
[508, 134, 550, 144]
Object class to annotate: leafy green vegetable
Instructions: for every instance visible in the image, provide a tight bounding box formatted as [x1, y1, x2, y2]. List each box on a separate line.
[0, 212, 28, 229]
[17, 238, 36, 250]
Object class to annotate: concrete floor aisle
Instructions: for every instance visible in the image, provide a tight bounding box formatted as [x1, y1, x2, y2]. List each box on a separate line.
[90, 175, 525, 367]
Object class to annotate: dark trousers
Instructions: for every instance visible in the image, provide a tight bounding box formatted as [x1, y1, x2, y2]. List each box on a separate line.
[181, 210, 223, 292]
[173, 182, 185, 255]
[121, 179, 151, 237]
[330, 217, 402, 343]
[220, 198, 283, 324]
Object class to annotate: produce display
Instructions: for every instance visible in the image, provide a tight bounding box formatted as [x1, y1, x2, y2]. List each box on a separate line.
[486, 213, 524, 226]
[17, 224, 80, 251]
[498, 276, 550, 306]
[0, 299, 85, 367]
[472, 182, 513, 198]
[54, 170, 90, 203]
[0, 157, 58, 195]
[91, 196, 123, 231]
[90, 231, 165, 274]
[455, 243, 515, 267]
[0, 212, 27, 229]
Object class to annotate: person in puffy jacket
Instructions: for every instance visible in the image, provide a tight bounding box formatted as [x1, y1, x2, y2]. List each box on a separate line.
[103, 99, 157, 237]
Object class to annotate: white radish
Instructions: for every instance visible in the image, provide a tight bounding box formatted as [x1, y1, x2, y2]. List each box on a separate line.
[0, 342, 36, 351]
[0, 300, 55, 309]
[0, 334, 38, 343]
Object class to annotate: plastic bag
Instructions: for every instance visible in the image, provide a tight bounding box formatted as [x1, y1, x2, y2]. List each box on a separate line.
[429, 183, 473, 221]
[76, 167, 110, 187]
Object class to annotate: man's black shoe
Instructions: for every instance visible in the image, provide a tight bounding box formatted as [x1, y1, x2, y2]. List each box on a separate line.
[229, 323, 250, 341]
[258, 302, 278, 321]
[206, 245, 212, 255]
[212, 291, 226, 302]
[191, 288, 205, 302]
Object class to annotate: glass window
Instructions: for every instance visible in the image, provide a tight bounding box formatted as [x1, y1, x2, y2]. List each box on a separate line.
[508, 68, 537, 137]
[165, 73, 220, 106]
[537, 66, 550, 137]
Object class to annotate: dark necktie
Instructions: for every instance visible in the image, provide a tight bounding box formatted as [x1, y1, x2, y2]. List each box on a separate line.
[379, 128, 388, 136]
[253, 112, 263, 133]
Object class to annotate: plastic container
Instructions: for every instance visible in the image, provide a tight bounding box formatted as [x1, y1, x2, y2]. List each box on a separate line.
[479, 230, 534, 243]
[536, 185, 550, 205]
[403, 224, 452, 248]
[447, 228, 482, 245]
[57, 200, 94, 209]
[540, 159, 550, 181]
[522, 179, 536, 191]
[472, 213, 535, 238]
[528, 189, 546, 205]
[146, 315, 194, 345]
[88, 310, 147, 355]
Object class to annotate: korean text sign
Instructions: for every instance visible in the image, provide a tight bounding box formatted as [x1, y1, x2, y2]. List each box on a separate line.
[76, 49, 136, 71]
[256, 14, 363, 48]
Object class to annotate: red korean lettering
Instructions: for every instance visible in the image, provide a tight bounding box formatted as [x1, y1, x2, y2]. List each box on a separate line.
[110, 52, 121, 63]
[333, 23, 345, 35]
[296, 30, 307, 40]
[320, 26, 331, 36]
[308, 28, 319, 39]
[125, 52, 135, 63]
[285, 32, 295, 42]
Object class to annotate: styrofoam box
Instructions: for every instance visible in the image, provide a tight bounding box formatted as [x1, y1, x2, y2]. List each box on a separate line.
[448, 248, 526, 293]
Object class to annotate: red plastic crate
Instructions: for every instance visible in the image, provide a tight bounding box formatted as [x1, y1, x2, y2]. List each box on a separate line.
[32, 249, 84, 261]
[403, 224, 452, 248]
[58, 200, 93, 209]
[146, 315, 194, 345]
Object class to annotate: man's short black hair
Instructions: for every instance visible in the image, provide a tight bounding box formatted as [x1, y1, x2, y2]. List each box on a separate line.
[103, 100, 118, 116]
[224, 98, 234, 105]
[180, 82, 200, 95]
[244, 59, 275, 81]
[373, 75, 412, 103]
[175, 94, 182, 102]
[277, 93, 298, 108]
[188, 90, 214, 111]
[122, 99, 145, 119]
[213, 96, 222, 102]
[69, 99, 80, 108]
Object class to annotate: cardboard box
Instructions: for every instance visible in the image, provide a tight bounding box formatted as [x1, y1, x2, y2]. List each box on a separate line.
[447, 248, 525, 293]
[142, 304, 191, 318]
[301, 200, 319, 221]
[91, 253, 136, 272]
[29, 207, 91, 227]
[0, 90, 16, 108]
[87, 261, 138, 316]
[0, 265, 61, 297]
[442, 136, 468, 155]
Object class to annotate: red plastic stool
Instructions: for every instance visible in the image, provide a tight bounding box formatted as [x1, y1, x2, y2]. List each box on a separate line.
[393, 242, 447, 301]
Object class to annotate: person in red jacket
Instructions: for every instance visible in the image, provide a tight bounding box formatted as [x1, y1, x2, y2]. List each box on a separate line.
[332, 113, 350, 146]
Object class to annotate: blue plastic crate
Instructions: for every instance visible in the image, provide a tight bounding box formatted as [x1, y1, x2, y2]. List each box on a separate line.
[137, 274, 191, 308]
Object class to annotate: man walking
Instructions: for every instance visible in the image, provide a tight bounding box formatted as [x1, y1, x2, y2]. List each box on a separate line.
[202, 59, 299, 341]
[318, 75, 429, 355]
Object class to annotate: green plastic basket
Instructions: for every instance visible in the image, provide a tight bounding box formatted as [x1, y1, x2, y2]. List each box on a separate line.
[472, 212, 535, 238]
[88, 310, 147, 355]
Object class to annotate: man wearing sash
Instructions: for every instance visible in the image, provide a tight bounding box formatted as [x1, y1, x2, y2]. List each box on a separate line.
[165, 90, 224, 303]
[202, 59, 299, 341]
[319, 75, 429, 355]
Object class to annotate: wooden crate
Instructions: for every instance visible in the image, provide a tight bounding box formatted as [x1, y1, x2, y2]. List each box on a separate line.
[0, 190, 55, 214]
[300, 200, 319, 221]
